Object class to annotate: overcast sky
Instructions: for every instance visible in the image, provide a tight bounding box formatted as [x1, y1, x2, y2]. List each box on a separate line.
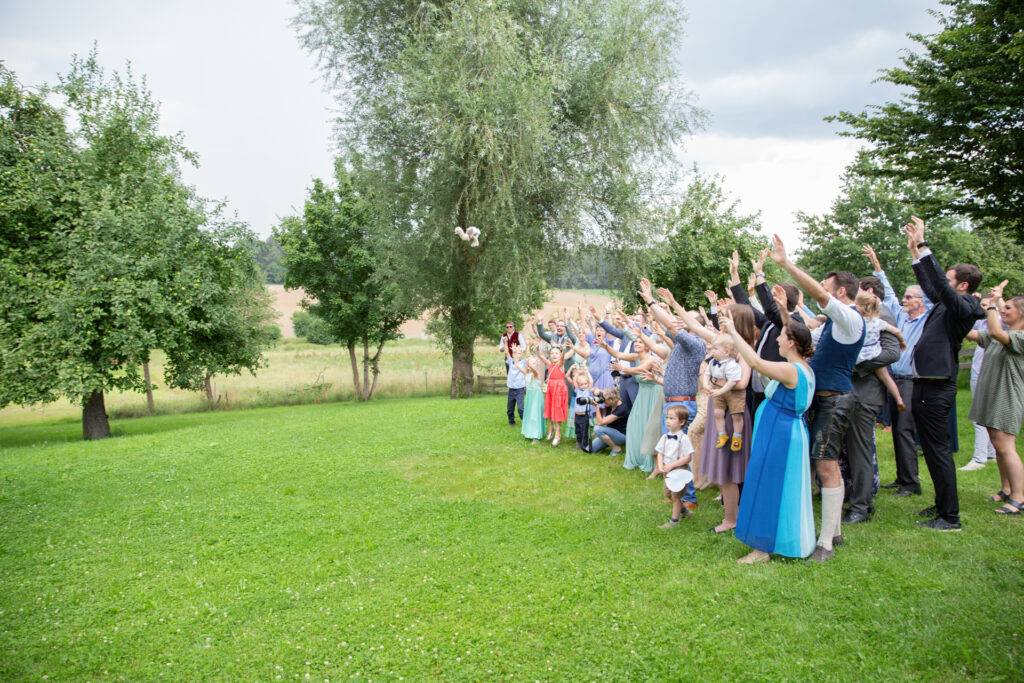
[1, 0, 940, 248]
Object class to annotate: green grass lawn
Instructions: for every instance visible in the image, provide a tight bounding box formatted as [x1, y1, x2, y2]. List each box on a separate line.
[1, 393, 1022, 681]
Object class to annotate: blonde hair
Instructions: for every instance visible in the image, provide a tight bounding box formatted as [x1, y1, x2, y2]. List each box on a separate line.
[855, 290, 880, 320]
[712, 334, 735, 352]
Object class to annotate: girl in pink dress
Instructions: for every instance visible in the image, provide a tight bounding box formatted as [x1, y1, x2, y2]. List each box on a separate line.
[543, 347, 569, 446]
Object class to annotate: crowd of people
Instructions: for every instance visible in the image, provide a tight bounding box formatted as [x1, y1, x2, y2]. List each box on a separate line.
[497, 217, 1024, 564]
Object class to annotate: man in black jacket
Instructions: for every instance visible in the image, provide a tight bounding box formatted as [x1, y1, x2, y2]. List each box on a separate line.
[842, 276, 901, 525]
[904, 216, 984, 531]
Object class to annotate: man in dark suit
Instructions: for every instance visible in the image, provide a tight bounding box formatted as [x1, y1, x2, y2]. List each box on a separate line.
[905, 216, 984, 531]
[842, 276, 901, 525]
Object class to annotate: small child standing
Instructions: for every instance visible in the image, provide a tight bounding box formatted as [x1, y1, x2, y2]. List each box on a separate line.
[518, 350, 547, 443]
[705, 336, 745, 452]
[657, 405, 695, 528]
[571, 369, 596, 452]
[542, 347, 569, 446]
[505, 345, 526, 426]
[854, 291, 908, 411]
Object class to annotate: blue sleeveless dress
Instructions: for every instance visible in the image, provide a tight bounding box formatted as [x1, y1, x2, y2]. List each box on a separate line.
[734, 363, 816, 558]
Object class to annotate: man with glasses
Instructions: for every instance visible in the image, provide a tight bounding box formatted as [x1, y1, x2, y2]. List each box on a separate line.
[499, 321, 522, 375]
[864, 245, 933, 497]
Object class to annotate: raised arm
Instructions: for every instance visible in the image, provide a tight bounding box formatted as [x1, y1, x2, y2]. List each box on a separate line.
[535, 317, 554, 343]
[983, 281, 1012, 345]
[905, 217, 982, 323]
[633, 320, 669, 360]
[598, 337, 637, 362]
[770, 234, 831, 309]
[656, 286, 717, 345]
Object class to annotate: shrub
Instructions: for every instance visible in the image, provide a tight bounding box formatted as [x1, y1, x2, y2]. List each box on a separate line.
[291, 311, 337, 345]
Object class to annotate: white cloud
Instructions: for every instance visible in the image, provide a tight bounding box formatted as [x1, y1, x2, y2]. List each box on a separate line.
[679, 133, 865, 250]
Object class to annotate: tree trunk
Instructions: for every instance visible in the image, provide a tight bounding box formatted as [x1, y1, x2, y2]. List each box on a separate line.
[82, 390, 111, 440]
[204, 373, 214, 403]
[348, 341, 365, 400]
[451, 341, 474, 398]
[142, 362, 155, 413]
[367, 340, 385, 400]
[362, 339, 370, 401]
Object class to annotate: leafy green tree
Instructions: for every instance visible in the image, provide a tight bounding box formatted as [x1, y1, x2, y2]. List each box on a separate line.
[648, 171, 767, 310]
[796, 153, 1024, 296]
[295, 0, 700, 396]
[0, 55, 273, 438]
[830, 0, 1024, 240]
[276, 161, 414, 400]
[253, 235, 286, 284]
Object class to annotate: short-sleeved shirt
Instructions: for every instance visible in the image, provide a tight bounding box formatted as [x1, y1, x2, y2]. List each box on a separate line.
[707, 357, 742, 382]
[603, 402, 629, 433]
[656, 431, 694, 466]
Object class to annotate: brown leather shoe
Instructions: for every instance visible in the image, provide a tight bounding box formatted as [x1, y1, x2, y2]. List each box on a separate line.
[807, 545, 835, 563]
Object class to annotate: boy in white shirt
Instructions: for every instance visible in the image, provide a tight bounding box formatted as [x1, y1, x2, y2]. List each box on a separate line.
[657, 405, 695, 528]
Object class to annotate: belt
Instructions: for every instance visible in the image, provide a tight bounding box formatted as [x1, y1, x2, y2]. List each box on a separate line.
[892, 374, 914, 380]
[814, 390, 851, 397]
[665, 395, 696, 403]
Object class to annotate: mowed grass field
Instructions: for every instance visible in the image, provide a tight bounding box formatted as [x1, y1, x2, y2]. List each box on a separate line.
[1, 392, 1022, 681]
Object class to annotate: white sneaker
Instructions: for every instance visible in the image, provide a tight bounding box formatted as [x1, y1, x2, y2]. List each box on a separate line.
[959, 460, 986, 471]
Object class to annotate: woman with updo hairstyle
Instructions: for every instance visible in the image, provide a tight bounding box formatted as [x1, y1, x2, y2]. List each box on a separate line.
[719, 309, 818, 563]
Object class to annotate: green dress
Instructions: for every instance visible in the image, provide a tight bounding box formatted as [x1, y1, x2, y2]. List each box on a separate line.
[969, 329, 1024, 435]
[521, 374, 547, 440]
[624, 375, 661, 473]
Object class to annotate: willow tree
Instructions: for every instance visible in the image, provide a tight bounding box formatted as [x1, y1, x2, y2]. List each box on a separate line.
[295, 0, 700, 397]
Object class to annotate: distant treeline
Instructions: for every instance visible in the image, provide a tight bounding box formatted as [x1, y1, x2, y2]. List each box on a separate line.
[252, 235, 286, 284]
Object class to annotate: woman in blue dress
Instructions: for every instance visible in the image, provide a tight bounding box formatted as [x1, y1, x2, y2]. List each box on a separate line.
[719, 306, 817, 563]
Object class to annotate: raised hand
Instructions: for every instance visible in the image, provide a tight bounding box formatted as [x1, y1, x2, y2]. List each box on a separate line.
[728, 250, 740, 275]
[751, 247, 768, 275]
[990, 279, 1009, 302]
[638, 277, 653, 301]
[905, 216, 926, 244]
[718, 306, 734, 334]
[656, 287, 675, 304]
[772, 284, 788, 311]
[862, 244, 881, 272]
[770, 234, 788, 264]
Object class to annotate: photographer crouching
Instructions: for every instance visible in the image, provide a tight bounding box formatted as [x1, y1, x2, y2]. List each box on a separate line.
[589, 388, 630, 456]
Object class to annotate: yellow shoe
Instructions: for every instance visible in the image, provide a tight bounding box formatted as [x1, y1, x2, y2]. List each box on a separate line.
[730, 435, 743, 452]
[715, 434, 729, 449]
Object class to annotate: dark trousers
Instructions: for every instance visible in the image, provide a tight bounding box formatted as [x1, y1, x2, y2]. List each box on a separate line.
[844, 394, 885, 517]
[912, 379, 959, 523]
[892, 378, 920, 492]
[574, 413, 591, 451]
[507, 387, 524, 424]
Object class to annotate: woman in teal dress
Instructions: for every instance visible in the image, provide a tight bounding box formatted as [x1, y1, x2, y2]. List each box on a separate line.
[600, 336, 660, 473]
[720, 308, 817, 563]
[518, 355, 547, 442]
